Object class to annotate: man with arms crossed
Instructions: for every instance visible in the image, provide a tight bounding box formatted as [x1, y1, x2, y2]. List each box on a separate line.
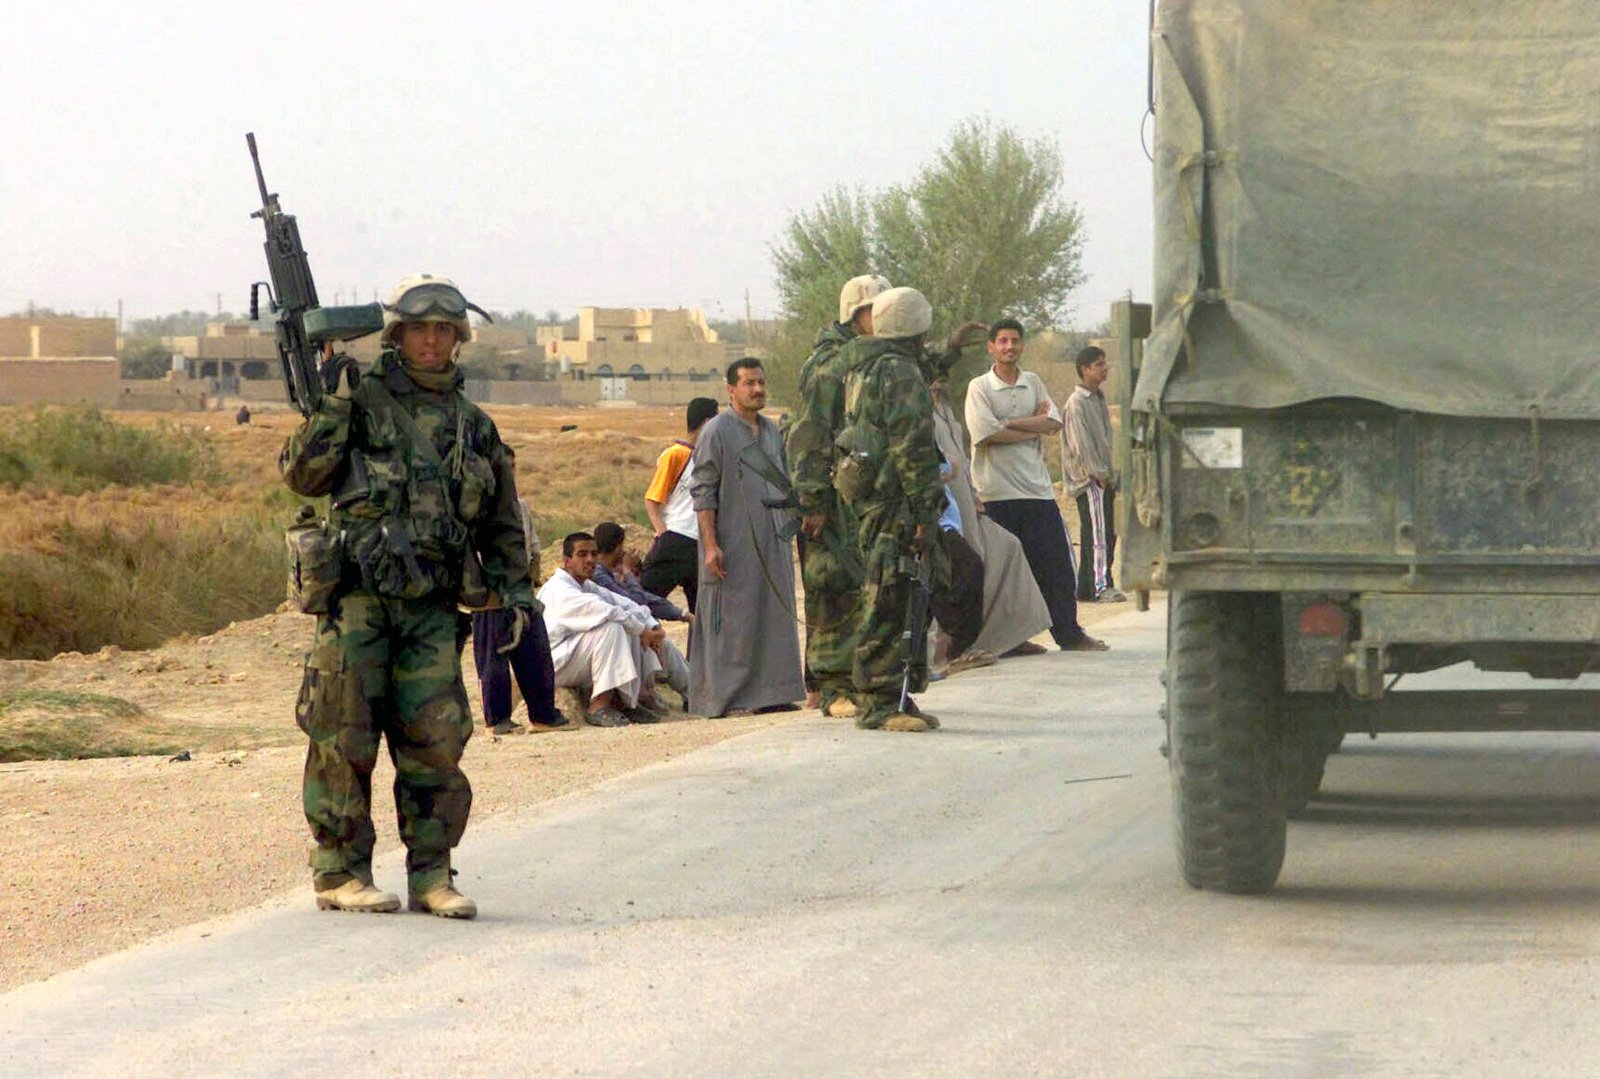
[964, 319, 1107, 652]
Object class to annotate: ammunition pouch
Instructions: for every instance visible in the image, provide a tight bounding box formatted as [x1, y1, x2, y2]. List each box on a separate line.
[455, 452, 495, 522]
[285, 512, 344, 614]
[347, 518, 438, 600]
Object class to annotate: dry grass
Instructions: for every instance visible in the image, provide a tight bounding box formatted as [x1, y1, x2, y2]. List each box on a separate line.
[0, 404, 698, 661]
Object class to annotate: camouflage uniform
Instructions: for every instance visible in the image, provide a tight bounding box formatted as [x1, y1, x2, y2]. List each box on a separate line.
[281, 349, 531, 899]
[834, 335, 945, 727]
[784, 321, 864, 706]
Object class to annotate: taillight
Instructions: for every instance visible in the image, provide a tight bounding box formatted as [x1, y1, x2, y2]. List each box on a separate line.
[1298, 600, 1348, 638]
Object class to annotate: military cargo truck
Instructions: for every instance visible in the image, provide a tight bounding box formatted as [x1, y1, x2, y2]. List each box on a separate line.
[1120, 1, 1600, 893]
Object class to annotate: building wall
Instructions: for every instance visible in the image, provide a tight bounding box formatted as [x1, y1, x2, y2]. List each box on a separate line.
[584, 339, 728, 378]
[0, 358, 121, 406]
[468, 378, 717, 409]
[0, 317, 117, 358]
[116, 378, 208, 412]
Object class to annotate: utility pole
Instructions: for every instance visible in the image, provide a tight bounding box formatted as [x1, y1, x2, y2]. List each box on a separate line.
[117, 299, 123, 336]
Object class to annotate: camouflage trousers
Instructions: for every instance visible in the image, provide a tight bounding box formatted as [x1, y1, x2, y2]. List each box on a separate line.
[850, 503, 929, 719]
[798, 508, 863, 700]
[295, 590, 473, 895]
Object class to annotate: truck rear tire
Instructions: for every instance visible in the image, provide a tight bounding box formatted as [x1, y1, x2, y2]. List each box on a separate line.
[1167, 590, 1287, 893]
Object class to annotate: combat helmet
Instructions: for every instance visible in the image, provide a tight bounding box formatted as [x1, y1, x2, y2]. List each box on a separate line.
[839, 274, 892, 324]
[870, 287, 933, 340]
[381, 274, 493, 346]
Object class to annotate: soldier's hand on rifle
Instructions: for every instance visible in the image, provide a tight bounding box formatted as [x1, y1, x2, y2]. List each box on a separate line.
[320, 350, 359, 401]
[496, 607, 533, 655]
[801, 512, 827, 540]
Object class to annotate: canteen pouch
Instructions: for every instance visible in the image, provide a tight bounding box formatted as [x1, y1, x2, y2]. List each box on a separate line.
[832, 423, 887, 506]
[285, 514, 343, 614]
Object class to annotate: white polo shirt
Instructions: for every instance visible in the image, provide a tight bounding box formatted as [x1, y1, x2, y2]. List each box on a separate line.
[964, 366, 1061, 502]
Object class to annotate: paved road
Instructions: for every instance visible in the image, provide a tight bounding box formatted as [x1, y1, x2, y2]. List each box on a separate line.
[5, 601, 1600, 1077]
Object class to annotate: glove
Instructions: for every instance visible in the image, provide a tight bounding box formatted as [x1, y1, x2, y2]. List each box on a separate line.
[496, 606, 531, 655]
[320, 352, 359, 401]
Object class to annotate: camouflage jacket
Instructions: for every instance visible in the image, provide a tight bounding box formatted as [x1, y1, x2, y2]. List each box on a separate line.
[836, 336, 944, 527]
[784, 321, 854, 515]
[280, 351, 533, 608]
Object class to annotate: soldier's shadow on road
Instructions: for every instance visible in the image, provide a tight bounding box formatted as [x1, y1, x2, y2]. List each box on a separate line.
[1299, 790, 1600, 829]
[1270, 880, 1600, 908]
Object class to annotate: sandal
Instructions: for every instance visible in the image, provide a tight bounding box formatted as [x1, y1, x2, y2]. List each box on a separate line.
[584, 703, 630, 728]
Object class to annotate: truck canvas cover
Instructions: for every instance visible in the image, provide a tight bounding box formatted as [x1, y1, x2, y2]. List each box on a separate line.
[1136, 1, 1600, 419]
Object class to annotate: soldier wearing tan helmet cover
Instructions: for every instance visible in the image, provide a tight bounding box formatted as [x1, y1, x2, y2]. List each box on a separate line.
[783, 274, 891, 716]
[829, 286, 947, 731]
[280, 273, 531, 920]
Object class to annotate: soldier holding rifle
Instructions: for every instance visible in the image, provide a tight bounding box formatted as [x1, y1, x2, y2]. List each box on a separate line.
[251, 133, 531, 920]
[279, 275, 532, 920]
[831, 287, 947, 732]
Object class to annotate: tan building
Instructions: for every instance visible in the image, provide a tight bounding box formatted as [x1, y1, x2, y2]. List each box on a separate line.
[0, 316, 121, 407]
[0, 315, 116, 359]
[550, 307, 755, 381]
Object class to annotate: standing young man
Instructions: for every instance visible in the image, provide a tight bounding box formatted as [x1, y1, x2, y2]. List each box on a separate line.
[964, 319, 1107, 652]
[1062, 345, 1125, 602]
[281, 273, 532, 920]
[688, 358, 806, 717]
[640, 396, 719, 613]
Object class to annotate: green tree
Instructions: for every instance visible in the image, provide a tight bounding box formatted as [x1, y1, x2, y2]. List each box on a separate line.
[118, 338, 172, 379]
[128, 310, 227, 337]
[770, 187, 875, 344]
[874, 118, 1084, 335]
[767, 118, 1087, 407]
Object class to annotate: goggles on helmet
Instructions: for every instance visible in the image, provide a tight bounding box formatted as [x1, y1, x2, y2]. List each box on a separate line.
[385, 282, 493, 323]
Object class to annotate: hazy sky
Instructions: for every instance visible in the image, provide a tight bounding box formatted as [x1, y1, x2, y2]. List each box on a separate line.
[4, 0, 1153, 328]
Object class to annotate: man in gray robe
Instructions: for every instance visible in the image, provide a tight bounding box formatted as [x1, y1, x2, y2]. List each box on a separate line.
[688, 358, 806, 717]
[930, 375, 1053, 659]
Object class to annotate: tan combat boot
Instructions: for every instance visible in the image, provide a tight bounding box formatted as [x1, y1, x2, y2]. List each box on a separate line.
[823, 694, 859, 719]
[409, 864, 478, 920]
[902, 697, 940, 730]
[315, 878, 401, 913]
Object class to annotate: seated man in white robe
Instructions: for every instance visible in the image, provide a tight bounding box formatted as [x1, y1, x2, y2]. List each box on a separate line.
[538, 531, 676, 727]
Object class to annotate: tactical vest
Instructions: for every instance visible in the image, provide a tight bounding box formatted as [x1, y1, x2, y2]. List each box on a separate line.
[329, 363, 497, 600]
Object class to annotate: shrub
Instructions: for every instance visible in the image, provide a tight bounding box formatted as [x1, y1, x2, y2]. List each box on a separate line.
[0, 407, 222, 493]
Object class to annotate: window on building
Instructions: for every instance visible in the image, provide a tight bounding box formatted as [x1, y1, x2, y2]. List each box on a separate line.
[629, 364, 647, 381]
[595, 364, 614, 377]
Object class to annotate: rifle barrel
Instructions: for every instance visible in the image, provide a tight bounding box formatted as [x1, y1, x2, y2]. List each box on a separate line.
[246, 132, 274, 213]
